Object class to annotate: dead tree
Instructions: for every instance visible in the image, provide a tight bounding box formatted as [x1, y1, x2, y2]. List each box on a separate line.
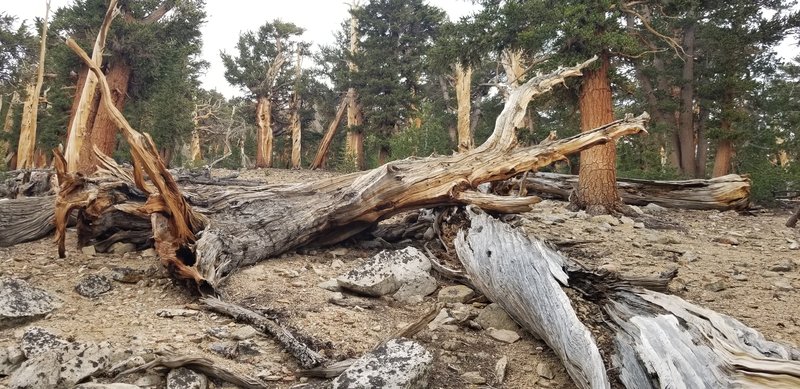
[16, 1, 51, 169]
[289, 47, 303, 169]
[456, 208, 800, 388]
[505, 172, 751, 210]
[46, 45, 652, 292]
[310, 97, 347, 169]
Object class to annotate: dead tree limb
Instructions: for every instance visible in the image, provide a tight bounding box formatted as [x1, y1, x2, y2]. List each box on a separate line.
[115, 350, 266, 388]
[455, 207, 800, 388]
[506, 172, 750, 210]
[788, 206, 800, 228]
[310, 97, 347, 169]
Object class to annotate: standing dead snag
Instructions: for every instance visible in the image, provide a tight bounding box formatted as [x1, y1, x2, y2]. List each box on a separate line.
[310, 97, 347, 169]
[16, 1, 51, 169]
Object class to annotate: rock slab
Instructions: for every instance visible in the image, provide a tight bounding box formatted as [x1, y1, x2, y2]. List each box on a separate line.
[333, 339, 433, 389]
[75, 275, 113, 298]
[337, 247, 436, 302]
[167, 367, 208, 389]
[0, 278, 61, 325]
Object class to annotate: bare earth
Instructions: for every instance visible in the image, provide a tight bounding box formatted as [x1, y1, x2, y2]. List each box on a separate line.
[1, 168, 798, 388]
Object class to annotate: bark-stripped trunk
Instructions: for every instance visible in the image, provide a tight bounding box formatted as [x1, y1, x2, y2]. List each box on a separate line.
[344, 12, 364, 170]
[574, 54, 619, 213]
[255, 96, 273, 168]
[16, 3, 50, 169]
[454, 63, 473, 152]
[64, 0, 118, 172]
[2, 92, 19, 167]
[78, 60, 131, 172]
[290, 48, 303, 169]
[678, 20, 697, 177]
[310, 98, 347, 169]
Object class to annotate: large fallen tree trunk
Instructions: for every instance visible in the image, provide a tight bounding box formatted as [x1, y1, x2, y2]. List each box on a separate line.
[455, 207, 800, 388]
[47, 44, 651, 292]
[505, 171, 751, 210]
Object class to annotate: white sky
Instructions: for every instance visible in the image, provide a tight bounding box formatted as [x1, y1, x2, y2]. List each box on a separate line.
[2, 0, 480, 97]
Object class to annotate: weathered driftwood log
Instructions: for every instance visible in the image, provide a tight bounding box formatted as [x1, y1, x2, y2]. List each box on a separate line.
[505, 172, 751, 210]
[455, 208, 800, 388]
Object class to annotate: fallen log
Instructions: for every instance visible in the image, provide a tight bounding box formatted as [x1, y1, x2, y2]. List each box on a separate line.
[505, 172, 751, 210]
[49, 44, 651, 292]
[0, 169, 55, 199]
[455, 207, 800, 388]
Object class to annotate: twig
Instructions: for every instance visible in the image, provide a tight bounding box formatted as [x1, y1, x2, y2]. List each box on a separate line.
[115, 351, 266, 388]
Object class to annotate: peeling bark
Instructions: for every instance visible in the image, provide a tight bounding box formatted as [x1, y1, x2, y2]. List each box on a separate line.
[454, 63, 473, 152]
[255, 96, 273, 168]
[290, 48, 303, 169]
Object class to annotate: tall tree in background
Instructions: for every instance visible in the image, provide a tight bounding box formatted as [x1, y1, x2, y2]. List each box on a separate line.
[222, 21, 305, 168]
[16, 0, 50, 169]
[344, 4, 365, 169]
[351, 0, 445, 163]
[0, 13, 35, 167]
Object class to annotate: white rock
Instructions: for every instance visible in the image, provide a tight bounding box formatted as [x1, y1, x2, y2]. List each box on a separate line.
[487, 328, 520, 344]
[337, 247, 434, 300]
[0, 278, 61, 325]
[332, 339, 433, 389]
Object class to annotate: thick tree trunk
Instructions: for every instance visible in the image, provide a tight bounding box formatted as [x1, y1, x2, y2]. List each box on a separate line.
[45, 54, 653, 292]
[510, 172, 751, 210]
[678, 20, 697, 177]
[456, 209, 800, 389]
[712, 139, 735, 178]
[78, 60, 131, 172]
[454, 63, 473, 152]
[64, 0, 117, 173]
[344, 12, 364, 170]
[310, 98, 347, 169]
[255, 96, 273, 168]
[575, 54, 618, 213]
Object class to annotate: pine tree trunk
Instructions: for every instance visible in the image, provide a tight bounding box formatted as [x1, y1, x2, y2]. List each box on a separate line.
[64, 0, 117, 172]
[454, 63, 473, 152]
[290, 48, 303, 169]
[678, 20, 697, 177]
[344, 12, 364, 170]
[575, 54, 618, 213]
[255, 96, 273, 168]
[712, 139, 734, 178]
[78, 60, 131, 172]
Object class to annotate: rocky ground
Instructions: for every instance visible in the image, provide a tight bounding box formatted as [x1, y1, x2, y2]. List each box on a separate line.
[0, 168, 798, 389]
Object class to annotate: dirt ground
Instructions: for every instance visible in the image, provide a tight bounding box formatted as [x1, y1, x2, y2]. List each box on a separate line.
[1, 168, 798, 388]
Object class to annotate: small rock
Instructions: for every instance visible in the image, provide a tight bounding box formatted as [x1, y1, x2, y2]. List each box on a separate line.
[329, 248, 349, 258]
[81, 245, 97, 255]
[237, 339, 261, 356]
[704, 280, 727, 292]
[427, 308, 452, 331]
[476, 303, 520, 332]
[712, 236, 739, 246]
[157, 308, 199, 318]
[643, 203, 667, 214]
[393, 271, 437, 303]
[111, 242, 137, 255]
[437, 285, 475, 304]
[487, 328, 520, 344]
[332, 339, 433, 389]
[773, 278, 794, 291]
[770, 260, 794, 272]
[0, 278, 61, 325]
[209, 342, 239, 359]
[591, 214, 620, 226]
[732, 274, 748, 281]
[681, 252, 698, 263]
[536, 362, 556, 379]
[167, 367, 208, 389]
[336, 247, 433, 298]
[495, 356, 508, 384]
[206, 327, 229, 339]
[790, 241, 799, 250]
[633, 222, 645, 229]
[75, 275, 113, 298]
[762, 271, 780, 278]
[461, 371, 486, 384]
[111, 267, 148, 283]
[20, 327, 69, 358]
[318, 278, 342, 292]
[135, 374, 165, 388]
[141, 248, 157, 257]
[620, 216, 635, 225]
[330, 259, 344, 269]
[231, 325, 258, 340]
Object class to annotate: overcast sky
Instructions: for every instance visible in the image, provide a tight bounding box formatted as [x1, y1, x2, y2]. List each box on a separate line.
[3, 0, 480, 97]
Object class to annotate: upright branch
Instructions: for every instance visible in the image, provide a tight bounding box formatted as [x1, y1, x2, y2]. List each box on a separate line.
[16, 0, 51, 169]
[310, 97, 347, 169]
[289, 46, 303, 169]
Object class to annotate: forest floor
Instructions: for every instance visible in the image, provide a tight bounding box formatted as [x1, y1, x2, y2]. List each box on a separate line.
[1, 168, 799, 389]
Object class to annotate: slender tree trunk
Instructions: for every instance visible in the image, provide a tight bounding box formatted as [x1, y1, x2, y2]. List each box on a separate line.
[64, 0, 117, 172]
[190, 129, 202, 164]
[2, 92, 20, 166]
[454, 63, 473, 152]
[678, 20, 697, 177]
[574, 54, 618, 214]
[255, 96, 273, 168]
[344, 12, 364, 170]
[310, 98, 347, 169]
[290, 48, 303, 169]
[695, 104, 709, 177]
[16, 1, 50, 169]
[78, 60, 131, 172]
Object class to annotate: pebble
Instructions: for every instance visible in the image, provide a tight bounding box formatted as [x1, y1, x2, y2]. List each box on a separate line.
[704, 281, 727, 292]
[487, 328, 520, 344]
[231, 326, 258, 340]
[437, 285, 475, 303]
[536, 362, 556, 379]
[461, 371, 486, 384]
[495, 356, 508, 384]
[772, 278, 794, 291]
[712, 236, 739, 246]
